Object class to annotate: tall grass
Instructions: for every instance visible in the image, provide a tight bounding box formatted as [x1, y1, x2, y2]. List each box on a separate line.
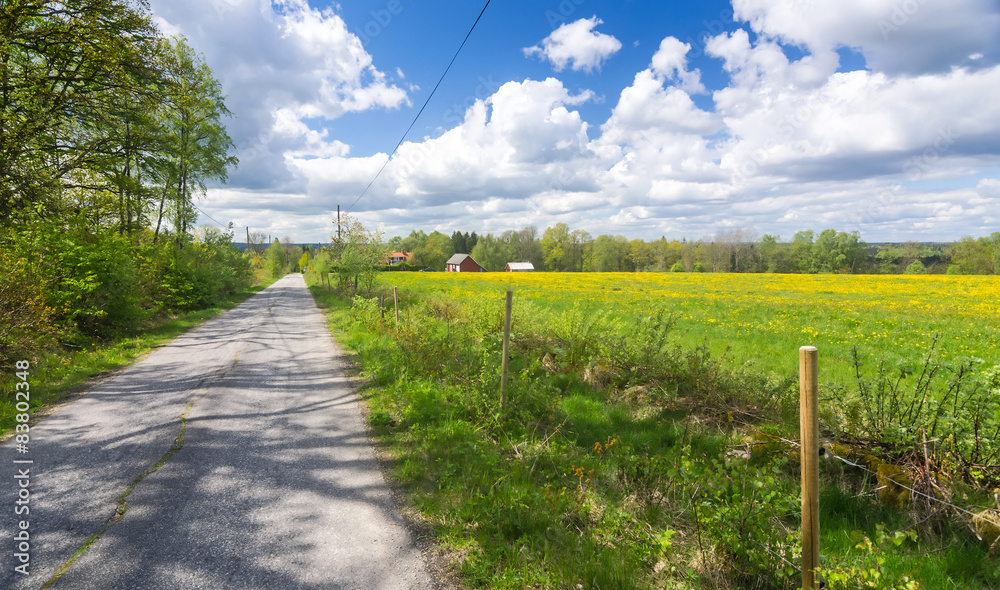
[387, 272, 1000, 387]
[308, 273, 1000, 589]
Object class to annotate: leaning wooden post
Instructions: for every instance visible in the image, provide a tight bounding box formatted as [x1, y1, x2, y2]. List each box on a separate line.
[500, 290, 513, 410]
[393, 287, 399, 324]
[800, 346, 820, 589]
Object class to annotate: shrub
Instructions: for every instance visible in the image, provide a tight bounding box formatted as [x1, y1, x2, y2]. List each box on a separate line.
[46, 225, 145, 340]
[266, 239, 287, 278]
[0, 246, 55, 365]
[830, 344, 1000, 488]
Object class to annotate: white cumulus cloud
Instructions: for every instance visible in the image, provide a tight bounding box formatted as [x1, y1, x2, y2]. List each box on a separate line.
[732, 0, 1000, 74]
[523, 17, 623, 73]
[149, 0, 408, 193]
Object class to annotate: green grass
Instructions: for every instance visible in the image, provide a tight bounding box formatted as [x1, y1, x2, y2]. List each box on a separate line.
[0, 278, 276, 437]
[383, 272, 1000, 389]
[306, 271, 1000, 589]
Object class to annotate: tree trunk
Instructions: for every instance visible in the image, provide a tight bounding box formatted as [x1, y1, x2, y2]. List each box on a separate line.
[153, 185, 168, 244]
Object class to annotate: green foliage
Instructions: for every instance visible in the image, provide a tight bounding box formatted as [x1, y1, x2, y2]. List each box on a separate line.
[831, 345, 1000, 486]
[692, 262, 706, 272]
[692, 455, 800, 589]
[670, 262, 684, 272]
[266, 239, 287, 278]
[410, 230, 453, 270]
[992, 232, 1000, 274]
[949, 236, 995, 275]
[52, 228, 145, 339]
[0, 245, 56, 365]
[470, 234, 506, 271]
[813, 229, 866, 273]
[818, 525, 920, 589]
[590, 234, 632, 272]
[0, 0, 243, 359]
[388, 224, 1000, 276]
[152, 226, 254, 309]
[331, 213, 388, 291]
[3, 216, 253, 347]
[0, 0, 163, 223]
[152, 37, 237, 243]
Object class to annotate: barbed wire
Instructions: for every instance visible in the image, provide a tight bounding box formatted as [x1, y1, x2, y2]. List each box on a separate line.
[753, 433, 1000, 534]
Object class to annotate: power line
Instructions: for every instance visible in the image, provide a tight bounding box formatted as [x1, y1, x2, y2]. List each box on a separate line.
[191, 202, 227, 229]
[346, 0, 493, 213]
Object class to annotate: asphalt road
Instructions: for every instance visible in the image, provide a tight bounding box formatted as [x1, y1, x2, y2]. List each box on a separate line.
[1, 274, 434, 589]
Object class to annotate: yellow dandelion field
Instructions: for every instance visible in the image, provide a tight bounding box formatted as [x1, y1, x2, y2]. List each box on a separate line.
[385, 272, 1000, 383]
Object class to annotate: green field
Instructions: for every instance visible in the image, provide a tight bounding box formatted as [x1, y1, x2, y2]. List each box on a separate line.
[386, 272, 1000, 386]
[309, 269, 1000, 589]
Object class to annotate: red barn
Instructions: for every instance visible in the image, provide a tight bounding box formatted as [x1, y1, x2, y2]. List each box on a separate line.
[445, 254, 486, 272]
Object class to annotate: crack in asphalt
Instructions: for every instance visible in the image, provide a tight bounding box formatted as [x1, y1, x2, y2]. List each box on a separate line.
[40, 352, 240, 589]
[35, 281, 345, 589]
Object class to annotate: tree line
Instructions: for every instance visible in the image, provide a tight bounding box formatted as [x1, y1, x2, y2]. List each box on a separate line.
[1, 0, 248, 367]
[387, 225, 1000, 275]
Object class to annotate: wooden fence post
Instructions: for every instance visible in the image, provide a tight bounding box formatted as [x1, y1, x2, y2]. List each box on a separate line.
[800, 346, 820, 589]
[500, 290, 513, 410]
[393, 287, 399, 324]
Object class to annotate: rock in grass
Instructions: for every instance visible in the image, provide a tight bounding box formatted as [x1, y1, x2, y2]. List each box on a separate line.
[973, 509, 1000, 545]
[875, 463, 911, 509]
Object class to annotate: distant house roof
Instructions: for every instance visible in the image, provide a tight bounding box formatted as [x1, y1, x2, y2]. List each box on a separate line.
[446, 254, 471, 265]
[506, 262, 534, 271]
[385, 251, 414, 265]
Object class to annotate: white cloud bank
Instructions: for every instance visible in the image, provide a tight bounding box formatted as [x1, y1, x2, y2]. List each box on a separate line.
[152, 1, 1000, 242]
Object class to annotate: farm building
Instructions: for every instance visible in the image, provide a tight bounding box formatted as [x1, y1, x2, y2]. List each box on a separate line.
[505, 262, 534, 272]
[386, 251, 414, 265]
[446, 254, 486, 272]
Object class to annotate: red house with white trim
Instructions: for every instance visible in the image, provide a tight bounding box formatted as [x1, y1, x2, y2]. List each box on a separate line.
[445, 254, 485, 272]
[386, 251, 413, 265]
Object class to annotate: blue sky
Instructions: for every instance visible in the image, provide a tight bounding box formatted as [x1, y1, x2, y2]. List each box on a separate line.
[150, 0, 1000, 243]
